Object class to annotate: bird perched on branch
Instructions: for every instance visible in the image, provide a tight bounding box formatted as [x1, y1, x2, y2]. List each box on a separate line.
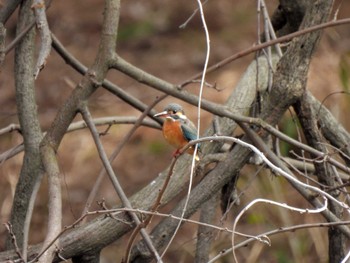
[154, 103, 200, 161]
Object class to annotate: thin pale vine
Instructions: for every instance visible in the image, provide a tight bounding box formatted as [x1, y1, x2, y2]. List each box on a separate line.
[208, 219, 350, 263]
[160, 0, 211, 259]
[231, 197, 328, 262]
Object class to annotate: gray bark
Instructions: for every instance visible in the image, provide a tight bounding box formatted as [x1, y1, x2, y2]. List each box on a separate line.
[6, 0, 44, 251]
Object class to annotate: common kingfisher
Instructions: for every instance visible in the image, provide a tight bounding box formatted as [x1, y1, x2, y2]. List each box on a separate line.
[154, 103, 200, 160]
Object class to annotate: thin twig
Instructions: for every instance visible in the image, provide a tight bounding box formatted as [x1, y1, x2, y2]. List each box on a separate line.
[316, 91, 350, 120]
[0, 0, 21, 24]
[282, 157, 334, 187]
[0, 116, 161, 163]
[4, 0, 53, 55]
[3, 222, 24, 261]
[178, 0, 209, 29]
[27, 205, 250, 262]
[260, 0, 283, 57]
[161, 0, 210, 258]
[259, 120, 350, 174]
[318, 141, 350, 163]
[180, 17, 350, 87]
[51, 33, 162, 124]
[333, 0, 344, 21]
[0, 123, 21, 136]
[260, 0, 273, 92]
[208, 220, 350, 263]
[80, 105, 162, 263]
[231, 197, 328, 262]
[82, 97, 165, 220]
[182, 136, 350, 211]
[124, 153, 179, 263]
[5, 20, 36, 54]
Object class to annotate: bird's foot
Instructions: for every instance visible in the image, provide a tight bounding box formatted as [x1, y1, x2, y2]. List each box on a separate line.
[172, 149, 182, 159]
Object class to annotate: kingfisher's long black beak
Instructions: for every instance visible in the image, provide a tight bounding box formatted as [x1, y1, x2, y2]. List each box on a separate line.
[154, 111, 169, 118]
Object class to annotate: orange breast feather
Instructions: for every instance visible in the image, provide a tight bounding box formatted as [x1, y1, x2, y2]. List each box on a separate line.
[162, 119, 188, 149]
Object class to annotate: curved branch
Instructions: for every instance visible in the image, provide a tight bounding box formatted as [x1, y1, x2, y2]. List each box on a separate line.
[182, 17, 350, 86]
[80, 105, 162, 262]
[0, 116, 161, 163]
[7, 1, 43, 259]
[308, 91, 350, 166]
[81, 98, 164, 224]
[38, 1, 121, 262]
[51, 33, 161, 125]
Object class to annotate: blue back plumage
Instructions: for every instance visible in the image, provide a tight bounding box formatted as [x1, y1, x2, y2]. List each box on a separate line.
[180, 124, 197, 142]
[182, 124, 201, 151]
[175, 116, 201, 150]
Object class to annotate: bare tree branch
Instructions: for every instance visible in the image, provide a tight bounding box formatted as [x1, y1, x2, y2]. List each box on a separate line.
[0, 23, 5, 69]
[194, 193, 219, 263]
[307, 91, 350, 166]
[3, 222, 24, 261]
[80, 104, 162, 262]
[295, 93, 346, 262]
[6, 0, 44, 255]
[51, 33, 161, 124]
[2, 1, 350, 262]
[182, 17, 350, 87]
[37, 0, 121, 261]
[211, 220, 350, 262]
[0, 0, 21, 24]
[32, 0, 52, 79]
[4, 20, 35, 55]
[0, 117, 161, 163]
[0, 123, 21, 136]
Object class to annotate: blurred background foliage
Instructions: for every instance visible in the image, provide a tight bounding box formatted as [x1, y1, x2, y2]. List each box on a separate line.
[0, 0, 350, 262]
